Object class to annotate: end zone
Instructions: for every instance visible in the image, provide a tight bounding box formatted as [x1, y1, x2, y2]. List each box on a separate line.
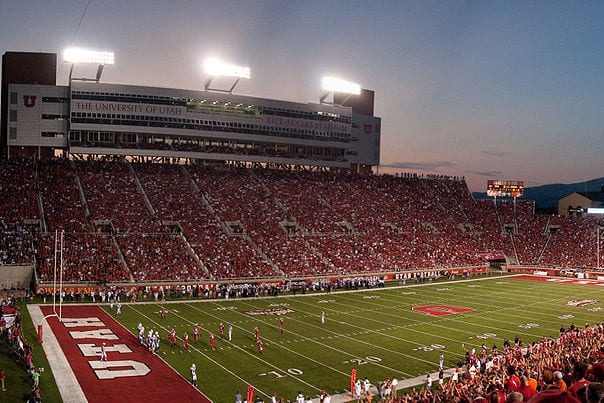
[511, 274, 604, 287]
[29, 305, 210, 403]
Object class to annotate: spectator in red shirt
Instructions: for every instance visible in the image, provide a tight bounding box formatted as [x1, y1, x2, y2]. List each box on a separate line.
[506, 366, 521, 393]
[568, 361, 590, 398]
[519, 376, 536, 401]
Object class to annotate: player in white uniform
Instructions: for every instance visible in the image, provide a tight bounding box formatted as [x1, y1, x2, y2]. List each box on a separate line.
[100, 342, 107, 361]
[439, 351, 444, 369]
[190, 363, 197, 386]
[228, 324, 233, 341]
[363, 377, 371, 394]
[321, 311, 325, 324]
[147, 330, 154, 351]
[138, 326, 145, 347]
[354, 379, 362, 400]
[116, 302, 122, 316]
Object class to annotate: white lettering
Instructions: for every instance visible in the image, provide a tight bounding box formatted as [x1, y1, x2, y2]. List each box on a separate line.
[62, 317, 105, 328]
[89, 360, 151, 380]
[70, 329, 119, 340]
[78, 343, 132, 357]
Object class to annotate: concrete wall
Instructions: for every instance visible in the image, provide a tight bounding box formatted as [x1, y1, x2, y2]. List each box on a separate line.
[0, 265, 34, 289]
[558, 193, 595, 216]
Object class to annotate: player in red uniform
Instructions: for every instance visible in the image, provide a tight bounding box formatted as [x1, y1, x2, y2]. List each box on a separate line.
[169, 328, 177, 349]
[218, 322, 225, 339]
[254, 326, 260, 342]
[192, 323, 200, 342]
[279, 317, 285, 334]
[183, 332, 189, 351]
[209, 332, 216, 350]
[159, 306, 167, 319]
[257, 338, 263, 354]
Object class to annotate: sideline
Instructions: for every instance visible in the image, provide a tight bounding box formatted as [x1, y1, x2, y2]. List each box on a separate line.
[313, 367, 457, 403]
[27, 305, 88, 403]
[36, 273, 515, 307]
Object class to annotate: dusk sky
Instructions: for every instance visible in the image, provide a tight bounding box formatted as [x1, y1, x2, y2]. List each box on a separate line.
[1, 0, 603, 191]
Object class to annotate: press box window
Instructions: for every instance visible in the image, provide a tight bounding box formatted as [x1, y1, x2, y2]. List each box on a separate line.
[9, 128, 17, 139]
[9, 110, 17, 121]
[41, 132, 65, 138]
[10, 92, 18, 104]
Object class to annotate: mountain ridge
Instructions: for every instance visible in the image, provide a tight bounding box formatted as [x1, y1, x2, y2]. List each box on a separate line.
[472, 177, 604, 209]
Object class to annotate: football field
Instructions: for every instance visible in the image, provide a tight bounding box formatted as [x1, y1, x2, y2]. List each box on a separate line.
[108, 274, 604, 401]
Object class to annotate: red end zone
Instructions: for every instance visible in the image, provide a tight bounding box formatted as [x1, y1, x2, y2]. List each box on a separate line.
[512, 275, 604, 287]
[39, 305, 210, 403]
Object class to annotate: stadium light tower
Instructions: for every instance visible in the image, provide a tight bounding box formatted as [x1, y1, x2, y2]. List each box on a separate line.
[320, 76, 361, 105]
[203, 58, 250, 94]
[64, 47, 115, 83]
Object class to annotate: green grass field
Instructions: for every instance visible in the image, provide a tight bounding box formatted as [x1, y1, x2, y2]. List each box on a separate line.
[1, 301, 62, 403]
[107, 274, 604, 401]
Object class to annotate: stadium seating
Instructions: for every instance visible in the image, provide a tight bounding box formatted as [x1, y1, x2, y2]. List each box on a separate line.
[1, 157, 603, 283]
[0, 221, 35, 265]
[0, 158, 38, 223]
[38, 159, 89, 232]
[75, 159, 159, 233]
[37, 233, 129, 283]
[388, 323, 604, 402]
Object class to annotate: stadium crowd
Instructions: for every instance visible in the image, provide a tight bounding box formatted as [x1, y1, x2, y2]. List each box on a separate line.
[0, 221, 34, 265]
[1, 296, 43, 402]
[0, 158, 603, 284]
[379, 322, 604, 403]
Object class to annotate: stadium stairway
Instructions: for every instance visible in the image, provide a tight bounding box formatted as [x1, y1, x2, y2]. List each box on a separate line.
[110, 233, 135, 282]
[179, 232, 211, 279]
[37, 192, 48, 233]
[242, 232, 282, 276]
[69, 159, 94, 226]
[127, 162, 157, 217]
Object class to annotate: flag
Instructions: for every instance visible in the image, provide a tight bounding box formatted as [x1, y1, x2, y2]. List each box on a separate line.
[350, 368, 357, 397]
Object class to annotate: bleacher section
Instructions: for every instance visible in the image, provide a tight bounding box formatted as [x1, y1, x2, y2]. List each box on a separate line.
[0, 157, 603, 283]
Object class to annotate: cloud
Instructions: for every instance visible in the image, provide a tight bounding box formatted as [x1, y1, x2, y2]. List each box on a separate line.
[465, 170, 503, 177]
[482, 150, 510, 158]
[381, 161, 456, 171]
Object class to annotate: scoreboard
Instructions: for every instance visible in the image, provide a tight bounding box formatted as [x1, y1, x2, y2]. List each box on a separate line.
[486, 180, 524, 198]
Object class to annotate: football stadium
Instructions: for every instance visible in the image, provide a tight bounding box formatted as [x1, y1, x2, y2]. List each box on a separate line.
[2, 5, 604, 402]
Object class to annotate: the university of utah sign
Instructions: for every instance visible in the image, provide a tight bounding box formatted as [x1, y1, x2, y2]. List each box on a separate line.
[412, 304, 474, 317]
[23, 95, 37, 108]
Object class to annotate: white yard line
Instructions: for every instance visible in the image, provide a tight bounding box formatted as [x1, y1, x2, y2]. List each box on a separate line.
[235, 299, 420, 375]
[27, 305, 88, 403]
[284, 296, 469, 357]
[100, 306, 213, 402]
[188, 301, 411, 377]
[182, 302, 350, 378]
[158, 304, 324, 393]
[127, 304, 274, 399]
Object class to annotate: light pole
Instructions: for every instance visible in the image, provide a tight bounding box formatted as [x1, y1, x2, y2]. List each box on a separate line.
[320, 76, 361, 105]
[64, 47, 115, 83]
[203, 58, 250, 94]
